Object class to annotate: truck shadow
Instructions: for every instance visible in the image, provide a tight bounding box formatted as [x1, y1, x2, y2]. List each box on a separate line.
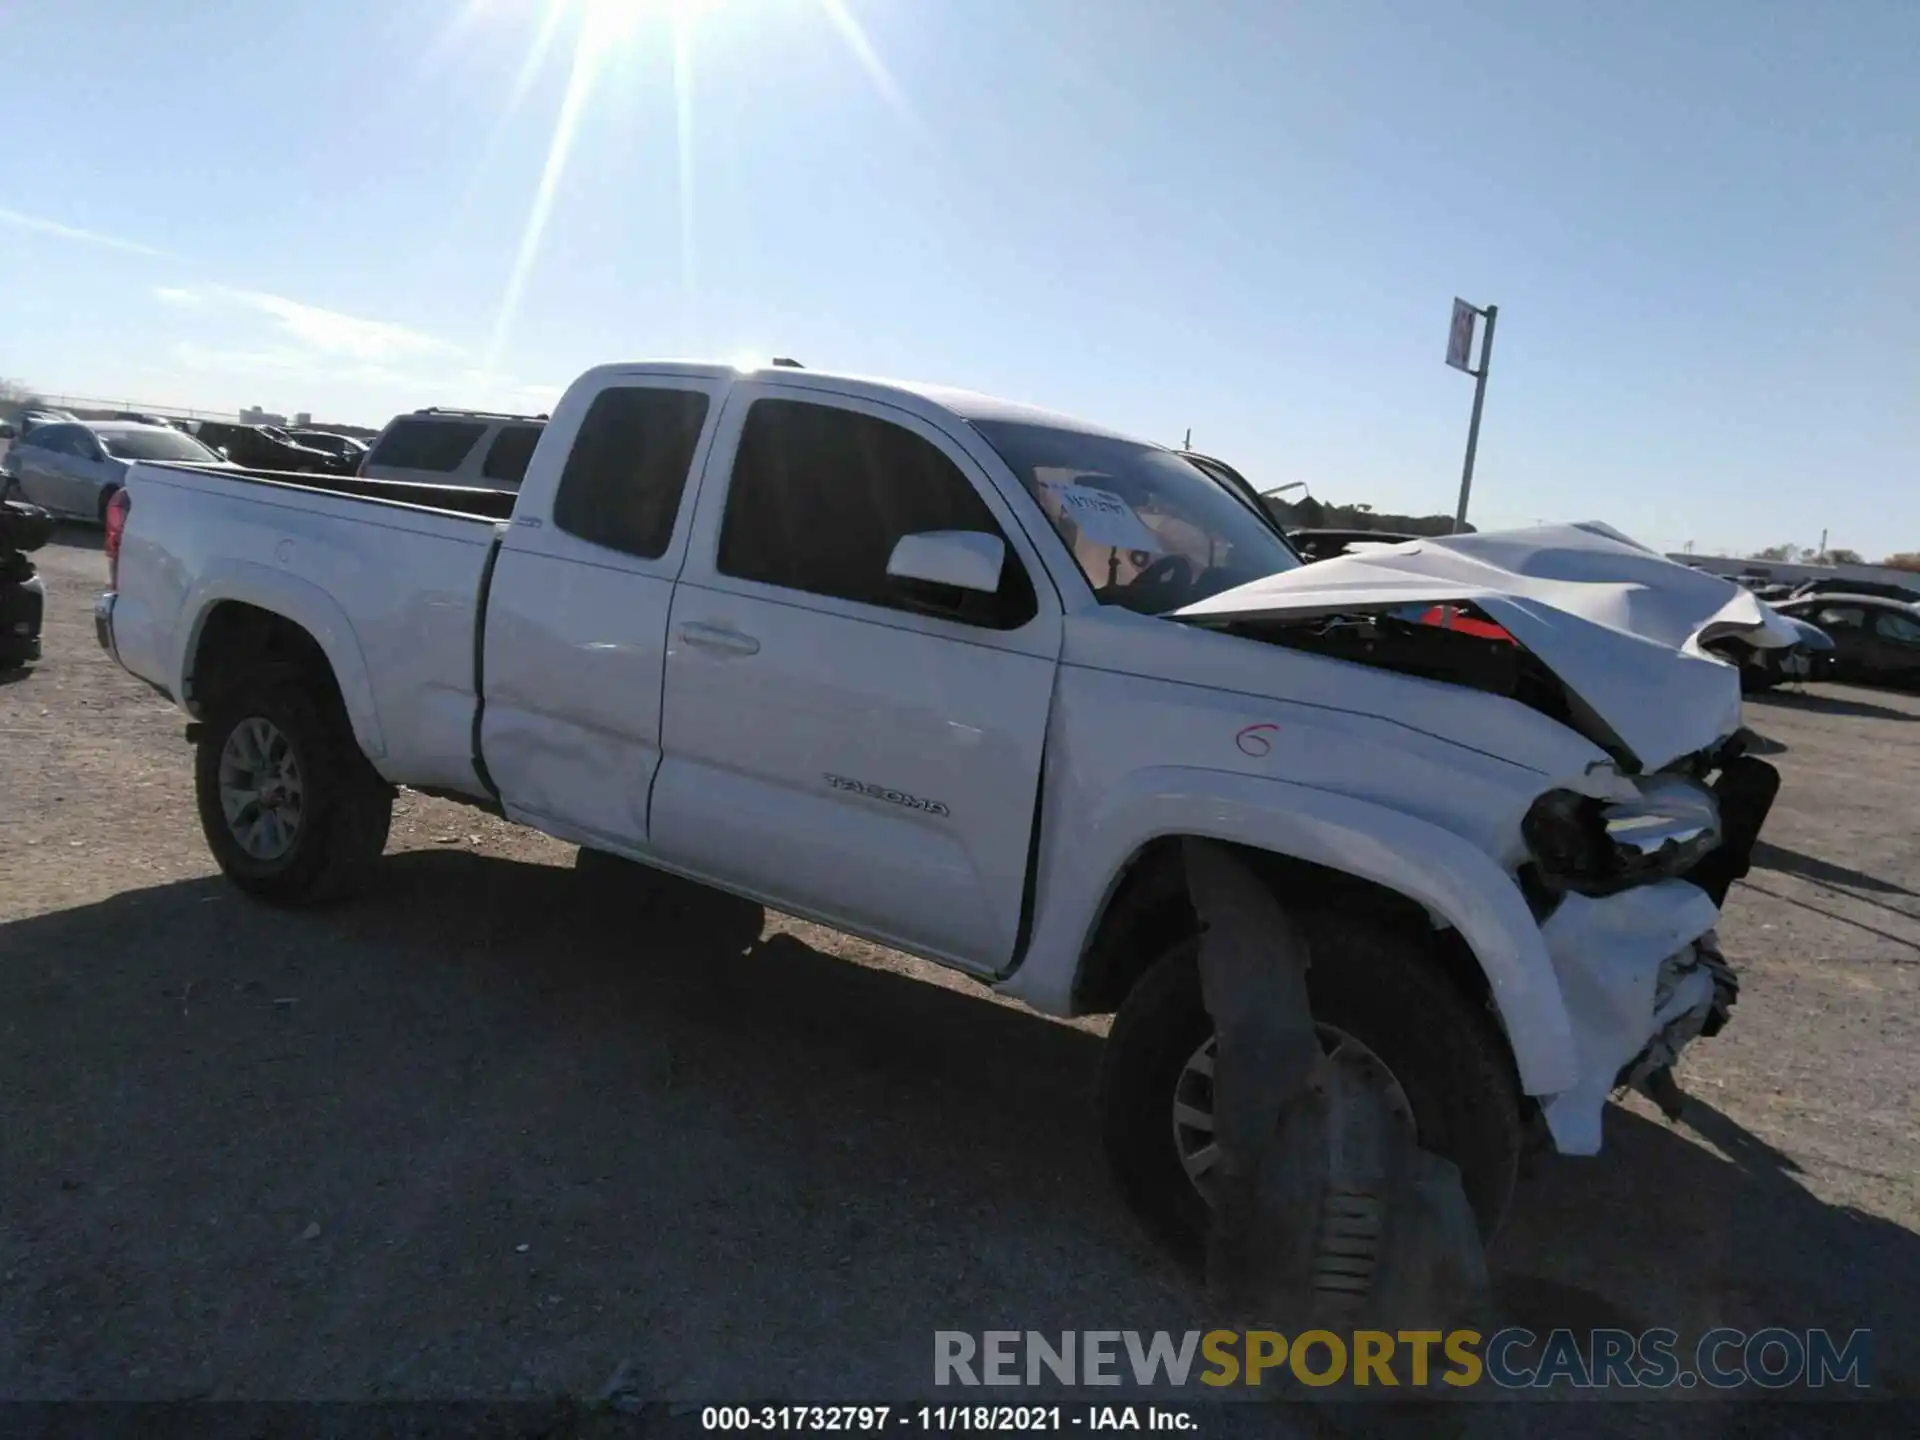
[1751, 839, 1916, 899]
[1, 850, 1914, 1401]
[1749, 688, 1920, 723]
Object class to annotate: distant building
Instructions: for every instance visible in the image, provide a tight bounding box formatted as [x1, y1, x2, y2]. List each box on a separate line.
[238, 405, 289, 426]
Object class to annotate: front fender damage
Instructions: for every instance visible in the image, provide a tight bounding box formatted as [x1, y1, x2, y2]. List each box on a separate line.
[1536, 881, 1731, 1153]
[1183, 839, 1490, 1330]
[1535, 755, 1776, 1152]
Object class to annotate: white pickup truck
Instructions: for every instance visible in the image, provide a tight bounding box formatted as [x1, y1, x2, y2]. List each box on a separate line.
[97, 361, 1783, 1246]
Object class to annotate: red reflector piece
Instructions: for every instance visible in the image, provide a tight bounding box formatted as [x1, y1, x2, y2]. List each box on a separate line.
[1417, 604, 1514, 644]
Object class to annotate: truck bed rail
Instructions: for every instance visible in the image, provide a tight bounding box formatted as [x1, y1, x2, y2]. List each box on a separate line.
[141, 462, 516, 522]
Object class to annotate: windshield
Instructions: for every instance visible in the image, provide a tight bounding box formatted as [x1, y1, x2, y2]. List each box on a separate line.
[100, 429, 222, 463]
[968, 420, 1302, 614]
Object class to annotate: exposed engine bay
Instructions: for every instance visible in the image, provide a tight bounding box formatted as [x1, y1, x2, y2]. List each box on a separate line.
[1210, 607, 1577, 728]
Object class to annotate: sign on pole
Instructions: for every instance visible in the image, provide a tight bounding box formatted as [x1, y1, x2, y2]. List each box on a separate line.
[1446, 299, 1498, 532]
[1446, 298, 1478, 373]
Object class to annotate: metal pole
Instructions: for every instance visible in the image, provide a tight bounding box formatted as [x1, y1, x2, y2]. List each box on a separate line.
[1452, 303, 1497, 533]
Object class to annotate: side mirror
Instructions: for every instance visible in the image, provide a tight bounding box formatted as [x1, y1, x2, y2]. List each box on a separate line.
[887, 530, 1005, 595]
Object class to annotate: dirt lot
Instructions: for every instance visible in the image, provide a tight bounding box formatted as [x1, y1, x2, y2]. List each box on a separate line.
[2, 528, 1915, 1427]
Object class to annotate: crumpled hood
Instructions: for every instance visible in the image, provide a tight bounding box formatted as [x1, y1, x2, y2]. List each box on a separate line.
[1177, 521, 1802, 771]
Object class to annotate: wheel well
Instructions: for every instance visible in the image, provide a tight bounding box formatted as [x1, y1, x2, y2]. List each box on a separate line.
[1072, 836, 1496, 1021]
[189, 602, 348, 726]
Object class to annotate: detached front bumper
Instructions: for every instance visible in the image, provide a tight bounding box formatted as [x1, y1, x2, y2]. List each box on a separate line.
[1535, 757, 1777, 1154]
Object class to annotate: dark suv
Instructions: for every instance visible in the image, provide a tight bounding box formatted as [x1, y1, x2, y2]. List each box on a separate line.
[192, 422, 341, 474]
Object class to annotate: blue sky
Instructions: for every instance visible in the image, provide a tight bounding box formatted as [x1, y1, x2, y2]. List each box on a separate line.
[2, 0, 1914, 556]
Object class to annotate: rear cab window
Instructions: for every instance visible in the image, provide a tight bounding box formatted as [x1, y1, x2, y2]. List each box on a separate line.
[369, 419, 486, 473]
[549, 388, 712, 559]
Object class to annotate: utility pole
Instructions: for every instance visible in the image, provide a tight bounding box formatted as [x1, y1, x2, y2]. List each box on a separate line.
[1445, 298, 1498, 533]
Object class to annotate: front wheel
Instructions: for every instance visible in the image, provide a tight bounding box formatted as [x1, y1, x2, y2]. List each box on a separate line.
[194, 680, 393, 905]
[1740, 650, 1782, 693]
[1098, 914, 1522, 1256]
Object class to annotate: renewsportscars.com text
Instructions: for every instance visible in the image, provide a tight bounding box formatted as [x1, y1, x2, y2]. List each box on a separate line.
[934, 1328, 1873, 1391]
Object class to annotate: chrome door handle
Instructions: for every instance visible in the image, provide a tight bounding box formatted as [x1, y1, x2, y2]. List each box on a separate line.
[678, 622, 760, 656]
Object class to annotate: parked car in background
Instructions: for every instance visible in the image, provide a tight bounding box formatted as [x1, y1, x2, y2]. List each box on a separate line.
[112, 411, 185, 430]
[360, 407, 547, 490]
[284, 429, 370, 469]
[257, 426, 359, 474]
[4, 421, 225, 521]
[190, 421, 340, 474]
[1705, 607, 1835, 691]
[1789, 576, 1920, 605]
[16, 407, 80, 436]
[1774, 594, 1920, 688]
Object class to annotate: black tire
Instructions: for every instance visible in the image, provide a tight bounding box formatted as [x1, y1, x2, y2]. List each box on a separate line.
[1740, 650, 1781, 694]
[1098, 912, 1522, 1257]
[194, 678, 393, 905]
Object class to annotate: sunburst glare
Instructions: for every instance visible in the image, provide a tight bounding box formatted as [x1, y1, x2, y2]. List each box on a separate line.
[466, 0, 907, 374]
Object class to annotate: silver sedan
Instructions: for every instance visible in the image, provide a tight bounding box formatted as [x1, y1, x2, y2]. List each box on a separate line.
[3, 421, 225, 522]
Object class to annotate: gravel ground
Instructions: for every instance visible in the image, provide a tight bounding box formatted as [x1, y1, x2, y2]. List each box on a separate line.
[1, 528, 1914, 1432]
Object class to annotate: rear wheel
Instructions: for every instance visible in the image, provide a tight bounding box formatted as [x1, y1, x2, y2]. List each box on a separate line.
[194, 679, 392, 904]
[1098, 913, 1522, 1256]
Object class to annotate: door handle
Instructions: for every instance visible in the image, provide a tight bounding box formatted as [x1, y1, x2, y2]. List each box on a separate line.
[678, 622, 760, 656]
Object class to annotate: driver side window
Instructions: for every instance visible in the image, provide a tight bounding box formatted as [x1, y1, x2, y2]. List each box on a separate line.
[716, 398, 1036, 629]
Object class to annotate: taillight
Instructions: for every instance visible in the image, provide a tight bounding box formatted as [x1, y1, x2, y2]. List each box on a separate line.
[105, 487, 131, 588]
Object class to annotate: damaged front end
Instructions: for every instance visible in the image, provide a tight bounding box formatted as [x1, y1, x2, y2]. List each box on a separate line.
[1172, 524, 1788, 1153]
[1526, 744, 1778, 1152]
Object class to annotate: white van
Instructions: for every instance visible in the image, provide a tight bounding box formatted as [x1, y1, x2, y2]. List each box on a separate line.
[358, 408, 547, 491]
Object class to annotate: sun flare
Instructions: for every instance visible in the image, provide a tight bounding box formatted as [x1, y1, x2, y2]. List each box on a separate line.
[471, 0, 908, 372]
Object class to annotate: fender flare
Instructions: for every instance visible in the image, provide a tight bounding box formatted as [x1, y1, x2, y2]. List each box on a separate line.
[1000, 766, 1579, 1097]
[173, 561, 388, 760]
